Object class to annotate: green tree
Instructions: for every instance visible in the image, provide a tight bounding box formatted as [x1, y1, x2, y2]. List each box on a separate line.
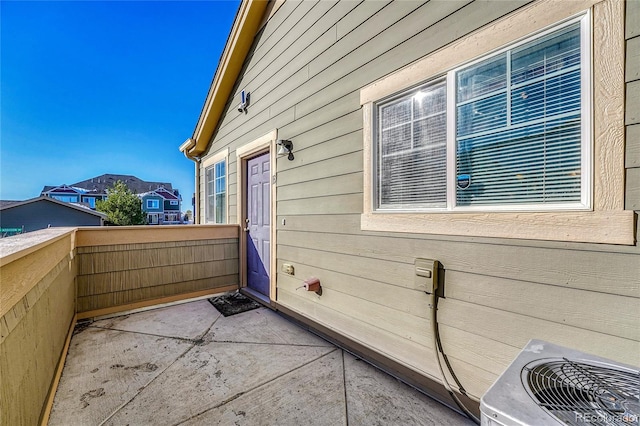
[96, 180, 146, 225]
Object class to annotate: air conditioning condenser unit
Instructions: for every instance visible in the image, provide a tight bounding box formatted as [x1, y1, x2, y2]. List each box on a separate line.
[480, 339, 639, 426]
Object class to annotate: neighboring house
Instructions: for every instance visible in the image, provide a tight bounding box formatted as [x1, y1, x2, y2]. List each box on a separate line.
[40, 184, 106, 209]
[0, 196, 106, 234]
[138, 186, 182, 225]
[180, 0, 639, 413]
[70, 174, 175, 196]
[0, 201, 25, 236]
[42, 174, 182, 224]
[140, 192, 164, 224]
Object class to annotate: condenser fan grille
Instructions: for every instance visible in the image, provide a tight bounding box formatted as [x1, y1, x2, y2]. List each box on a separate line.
[522, 358, 639, 426]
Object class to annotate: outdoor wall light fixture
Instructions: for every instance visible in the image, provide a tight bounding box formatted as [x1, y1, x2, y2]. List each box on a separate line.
[277, 140, 294, 161]
[237, 90, 250, 113]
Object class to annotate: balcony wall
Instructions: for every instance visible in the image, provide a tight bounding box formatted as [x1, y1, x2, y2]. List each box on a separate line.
[1, 229, 76, 426]
[0, 225, 239, 425]
[75, 226, 239, 317]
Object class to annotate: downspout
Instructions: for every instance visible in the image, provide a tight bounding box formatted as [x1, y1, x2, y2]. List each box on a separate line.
[179, 138, 199, 224]
[194, 157, 200, 224]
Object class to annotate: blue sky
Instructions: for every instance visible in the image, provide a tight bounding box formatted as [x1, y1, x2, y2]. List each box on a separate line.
[1, 0, 240, 210]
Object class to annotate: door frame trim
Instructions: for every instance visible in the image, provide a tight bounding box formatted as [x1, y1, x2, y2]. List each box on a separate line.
[236, 129, 278, 304]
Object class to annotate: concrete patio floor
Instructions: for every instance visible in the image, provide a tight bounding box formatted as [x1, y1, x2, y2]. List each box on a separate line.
[49, 299, 474, 425]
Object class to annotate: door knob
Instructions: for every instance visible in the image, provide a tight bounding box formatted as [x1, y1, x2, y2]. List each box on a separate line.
[243, 227, 250, 232]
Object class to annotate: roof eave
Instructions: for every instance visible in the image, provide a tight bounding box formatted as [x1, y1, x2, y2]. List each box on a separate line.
[0, 196, 108, 218]
[181, 0, 269, 159]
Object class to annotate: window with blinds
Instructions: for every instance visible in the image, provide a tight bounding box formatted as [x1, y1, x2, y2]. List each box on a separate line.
[205, 160, 226, 223]
[374, 19, 589, 212]
[377, 79, 447, 209]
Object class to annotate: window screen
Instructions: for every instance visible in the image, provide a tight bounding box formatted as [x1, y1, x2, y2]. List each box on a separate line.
[377, 79, 447, 209]
[206, 160, 226, 223]
[456, 24, 582, 206]
[214, 161, 226, 223]
[374, 20, 586, 212]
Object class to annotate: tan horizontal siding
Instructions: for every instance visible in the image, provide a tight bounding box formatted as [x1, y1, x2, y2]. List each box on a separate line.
[277, 287, 496, 399]
[218, 1, 371, 140]
[241, 1, 318, 86]
[438, 298, 640, 367]
[279, 110, 362, 161]
[278, 172, 362, 201]
[627, 124, 640, 168]
[278, 273, 433, 347]
[237, 1, 359, 115]
[276, 259, 429, 319]
[627, 80, 640, 125]
[278, 194, 363, 216]
[198, 0, 640, 402]
[627, 167, 640, 210]
[278, 230, 640, 296]
[627, 1, 640, 216]
[278, 244, 417, 291]
[277, 150, 362, 186]
[308, 1, 427, 79]
[627, 35, 640, 82]
[277, 131, 362, 175]
[627, 0, 640, 39]
[444, 270, 639, 341]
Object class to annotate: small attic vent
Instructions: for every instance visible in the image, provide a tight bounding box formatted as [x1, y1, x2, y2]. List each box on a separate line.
[522, 358, 640, 426]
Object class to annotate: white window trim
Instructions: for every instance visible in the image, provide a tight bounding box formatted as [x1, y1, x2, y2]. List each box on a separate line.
[375, 17, 591, 213]
[360, 0, 633, 245]
[202, 148, 229, 224]
[170, 200, 179, 206]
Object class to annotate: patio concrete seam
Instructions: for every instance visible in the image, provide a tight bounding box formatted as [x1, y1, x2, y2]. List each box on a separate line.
[98, 316, 222, 426]
[176, 347, 341, 425]
[342, 350, 350, 426]
[97, 341, 198, 426]
[87, 325, 205, 344]
[209, 339, 333, 348]
[201, 308, 223, 338]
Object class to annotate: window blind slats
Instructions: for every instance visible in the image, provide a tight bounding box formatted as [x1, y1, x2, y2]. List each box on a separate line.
[457, 93, 507, 137]
[457, 53, 507, 103]
[511, 70, 581, 124]
[456, 23, 582, 206]
[374, 21, 585, 211]
[511, 27, 581, 84]
[379, 80, 447, 208]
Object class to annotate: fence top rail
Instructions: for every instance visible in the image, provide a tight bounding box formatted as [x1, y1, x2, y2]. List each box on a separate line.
[75, 224, 240, 247]
[0, 225, 240, 267]
[0, 227, 75, 267]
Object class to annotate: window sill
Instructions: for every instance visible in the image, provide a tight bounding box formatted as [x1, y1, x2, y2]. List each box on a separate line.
[361, 210, 635, 245]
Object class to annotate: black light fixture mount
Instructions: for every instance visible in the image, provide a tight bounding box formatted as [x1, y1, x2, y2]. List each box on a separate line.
[277, 139, 294, 161]
[237, 90, 250, 113]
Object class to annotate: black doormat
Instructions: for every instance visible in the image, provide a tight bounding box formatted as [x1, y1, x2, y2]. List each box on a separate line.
[209, 292, 261, 317]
